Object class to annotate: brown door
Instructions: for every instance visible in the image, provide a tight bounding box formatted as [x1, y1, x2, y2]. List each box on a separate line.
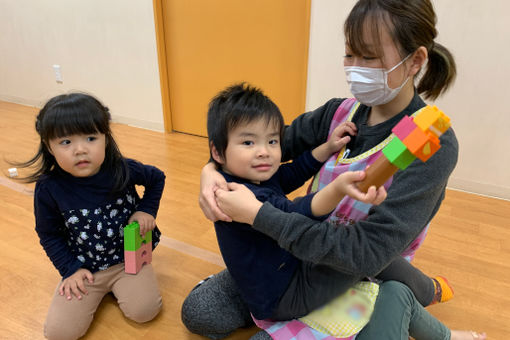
[157, 0, 311, 136]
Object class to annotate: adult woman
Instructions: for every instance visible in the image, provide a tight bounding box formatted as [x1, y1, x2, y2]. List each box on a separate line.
[182, 0, 485, 339]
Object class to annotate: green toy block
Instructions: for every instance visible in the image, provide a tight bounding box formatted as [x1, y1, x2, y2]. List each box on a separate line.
[382, 136, 416, 170]
[124, 221, 152, 251]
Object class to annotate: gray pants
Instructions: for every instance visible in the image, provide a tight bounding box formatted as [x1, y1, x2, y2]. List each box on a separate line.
[181, 270, 450, 340]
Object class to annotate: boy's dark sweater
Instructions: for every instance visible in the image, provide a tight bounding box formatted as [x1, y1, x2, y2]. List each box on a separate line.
[214, 151, 326, 319]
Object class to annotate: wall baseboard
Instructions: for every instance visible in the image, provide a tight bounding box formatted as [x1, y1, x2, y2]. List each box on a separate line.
[0, 95, 42, 108]
[448, 177, 510, 201]
[111, 115, 165, 133]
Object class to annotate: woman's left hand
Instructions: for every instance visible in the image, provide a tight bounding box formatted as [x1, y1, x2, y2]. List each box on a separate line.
[215, 182, 263, 225]
[128, 211, 156, 235]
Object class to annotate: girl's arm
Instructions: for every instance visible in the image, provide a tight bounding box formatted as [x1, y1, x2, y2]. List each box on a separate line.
[35, 183, 83, 279]
[252, 129, 458, 277]
[127, 159, 166, 218]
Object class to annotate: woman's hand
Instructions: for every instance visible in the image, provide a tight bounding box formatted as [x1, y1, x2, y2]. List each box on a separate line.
[59, 268, 94, 300]
[215, 182, 263, 225]
[199, 162, 232, 222]
[128, 211, 156, 235]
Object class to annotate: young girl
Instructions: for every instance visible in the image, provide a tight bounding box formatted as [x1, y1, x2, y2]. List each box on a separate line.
[16, 93, 165, 339]
[185, 0, 486, 339]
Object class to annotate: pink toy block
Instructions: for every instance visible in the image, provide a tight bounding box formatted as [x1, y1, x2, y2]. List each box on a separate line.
[392, 115, 417, 141]
[124, 241, 152, 274]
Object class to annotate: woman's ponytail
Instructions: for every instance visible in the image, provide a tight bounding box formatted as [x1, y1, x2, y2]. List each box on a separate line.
[418, 42, 457, 100]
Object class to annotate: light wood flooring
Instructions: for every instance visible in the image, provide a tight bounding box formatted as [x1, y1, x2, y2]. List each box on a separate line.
[0, 101, 509, 339]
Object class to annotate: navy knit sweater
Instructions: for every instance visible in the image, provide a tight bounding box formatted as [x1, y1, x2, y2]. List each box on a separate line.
[214, 151, 326, 319]
[34, 158, 165, 279]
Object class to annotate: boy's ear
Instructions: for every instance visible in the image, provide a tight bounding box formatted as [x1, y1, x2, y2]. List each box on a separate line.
[210, 142, 225, 165]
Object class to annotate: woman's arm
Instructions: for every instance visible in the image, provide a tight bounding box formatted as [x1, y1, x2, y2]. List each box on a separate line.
[253, 129, 459, 277]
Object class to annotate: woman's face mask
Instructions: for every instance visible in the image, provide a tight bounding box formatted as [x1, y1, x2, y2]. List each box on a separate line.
[344, 54, 411, 106]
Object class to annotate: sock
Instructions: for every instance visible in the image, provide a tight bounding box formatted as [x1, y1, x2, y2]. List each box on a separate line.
[431, 276, 454, 304]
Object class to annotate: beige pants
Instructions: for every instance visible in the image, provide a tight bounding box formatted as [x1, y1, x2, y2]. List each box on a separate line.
[44, 263, 162, 340]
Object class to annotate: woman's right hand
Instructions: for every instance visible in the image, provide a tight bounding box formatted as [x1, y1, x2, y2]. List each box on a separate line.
[199, 162, 232, 222]
[59, 268, 94, 300]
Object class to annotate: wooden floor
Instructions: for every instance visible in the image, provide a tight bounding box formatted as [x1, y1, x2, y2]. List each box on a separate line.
[1, 100, 509, 339]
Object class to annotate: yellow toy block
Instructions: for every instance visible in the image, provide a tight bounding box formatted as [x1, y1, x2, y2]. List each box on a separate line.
[414, 105, 451, 137]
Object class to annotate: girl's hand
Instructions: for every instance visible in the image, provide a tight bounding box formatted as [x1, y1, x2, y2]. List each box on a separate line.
[335, 171, 387, 205]
[199, 162, 232, 222]
[215, 182, 263, 225]
[327, 121, 357, 154]
[59, 268, 94, 300]
[128, 211, 156, 236]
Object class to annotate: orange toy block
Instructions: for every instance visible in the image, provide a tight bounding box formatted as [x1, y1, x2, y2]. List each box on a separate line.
[403, 127, 441, 162]
[357, 154, 399, 193]
[414, 105, 451, 137]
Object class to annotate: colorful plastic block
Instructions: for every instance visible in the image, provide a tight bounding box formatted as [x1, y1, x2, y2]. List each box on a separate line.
[403, 127, 441, 162]
[124, 221, 153, 274]
[414, 105, 451, 137]
[392, 115, 417, 141]
[124, 222, 152, 251]
[357, 154, 399, 193]
[382, 136, 416, 170]
[124, 242, 152, 274]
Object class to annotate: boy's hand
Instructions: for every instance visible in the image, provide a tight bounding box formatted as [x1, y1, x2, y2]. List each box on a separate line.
[335, 171, 387, 205]
[59, 268, 94, 300]
[327, 122, 357, 154]
[215, 182, 263, 225]
[199, 162, 232, 222]
[128, 211, 156, 235]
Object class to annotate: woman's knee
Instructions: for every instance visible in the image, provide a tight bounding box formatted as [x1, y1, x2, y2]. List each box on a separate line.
[181, 270, 253, 338]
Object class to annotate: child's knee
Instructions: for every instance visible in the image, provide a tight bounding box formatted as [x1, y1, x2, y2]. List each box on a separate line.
[120, 294, 162, 323]
[44, 317, 90, 340]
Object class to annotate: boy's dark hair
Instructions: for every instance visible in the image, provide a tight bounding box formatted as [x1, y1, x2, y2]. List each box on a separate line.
[207, 83, 284, 165]
[13, 92, 129, 194]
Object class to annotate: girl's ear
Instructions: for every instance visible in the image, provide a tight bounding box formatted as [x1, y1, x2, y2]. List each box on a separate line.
[210, 142, 225, 165]
[409, 46, 428, 77]
[45, 142, 54, 156]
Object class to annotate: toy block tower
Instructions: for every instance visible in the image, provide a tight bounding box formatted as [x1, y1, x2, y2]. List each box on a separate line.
[124, 221, 152, 274]
[357, 105, 451, 192]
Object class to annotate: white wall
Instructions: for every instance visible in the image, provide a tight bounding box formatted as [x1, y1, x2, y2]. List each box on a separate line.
[306, 0, 510, 200]
[0, 0, 164, 131]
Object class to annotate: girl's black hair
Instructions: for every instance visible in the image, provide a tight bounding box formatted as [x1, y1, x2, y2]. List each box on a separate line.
[13, 92, 129, 193]
[207, 83, 284, 165]
[345, 0, 456, 100]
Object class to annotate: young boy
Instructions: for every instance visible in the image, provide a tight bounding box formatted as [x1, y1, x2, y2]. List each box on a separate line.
[207, 83, 451, 320]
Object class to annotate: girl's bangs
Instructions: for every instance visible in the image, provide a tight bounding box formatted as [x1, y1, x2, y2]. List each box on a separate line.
[45, 105, 108, 140]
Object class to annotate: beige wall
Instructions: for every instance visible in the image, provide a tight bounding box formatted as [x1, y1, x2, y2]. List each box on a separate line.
[306, 0, 510, 200]
[1, 0, 509, 200]
[0, 0, 164, 131]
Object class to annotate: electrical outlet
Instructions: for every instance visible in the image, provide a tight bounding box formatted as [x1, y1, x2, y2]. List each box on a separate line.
[53, 64, 63, 83]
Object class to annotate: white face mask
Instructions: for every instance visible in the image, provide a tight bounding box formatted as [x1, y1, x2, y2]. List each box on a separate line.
[344, 54, 411, 106]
